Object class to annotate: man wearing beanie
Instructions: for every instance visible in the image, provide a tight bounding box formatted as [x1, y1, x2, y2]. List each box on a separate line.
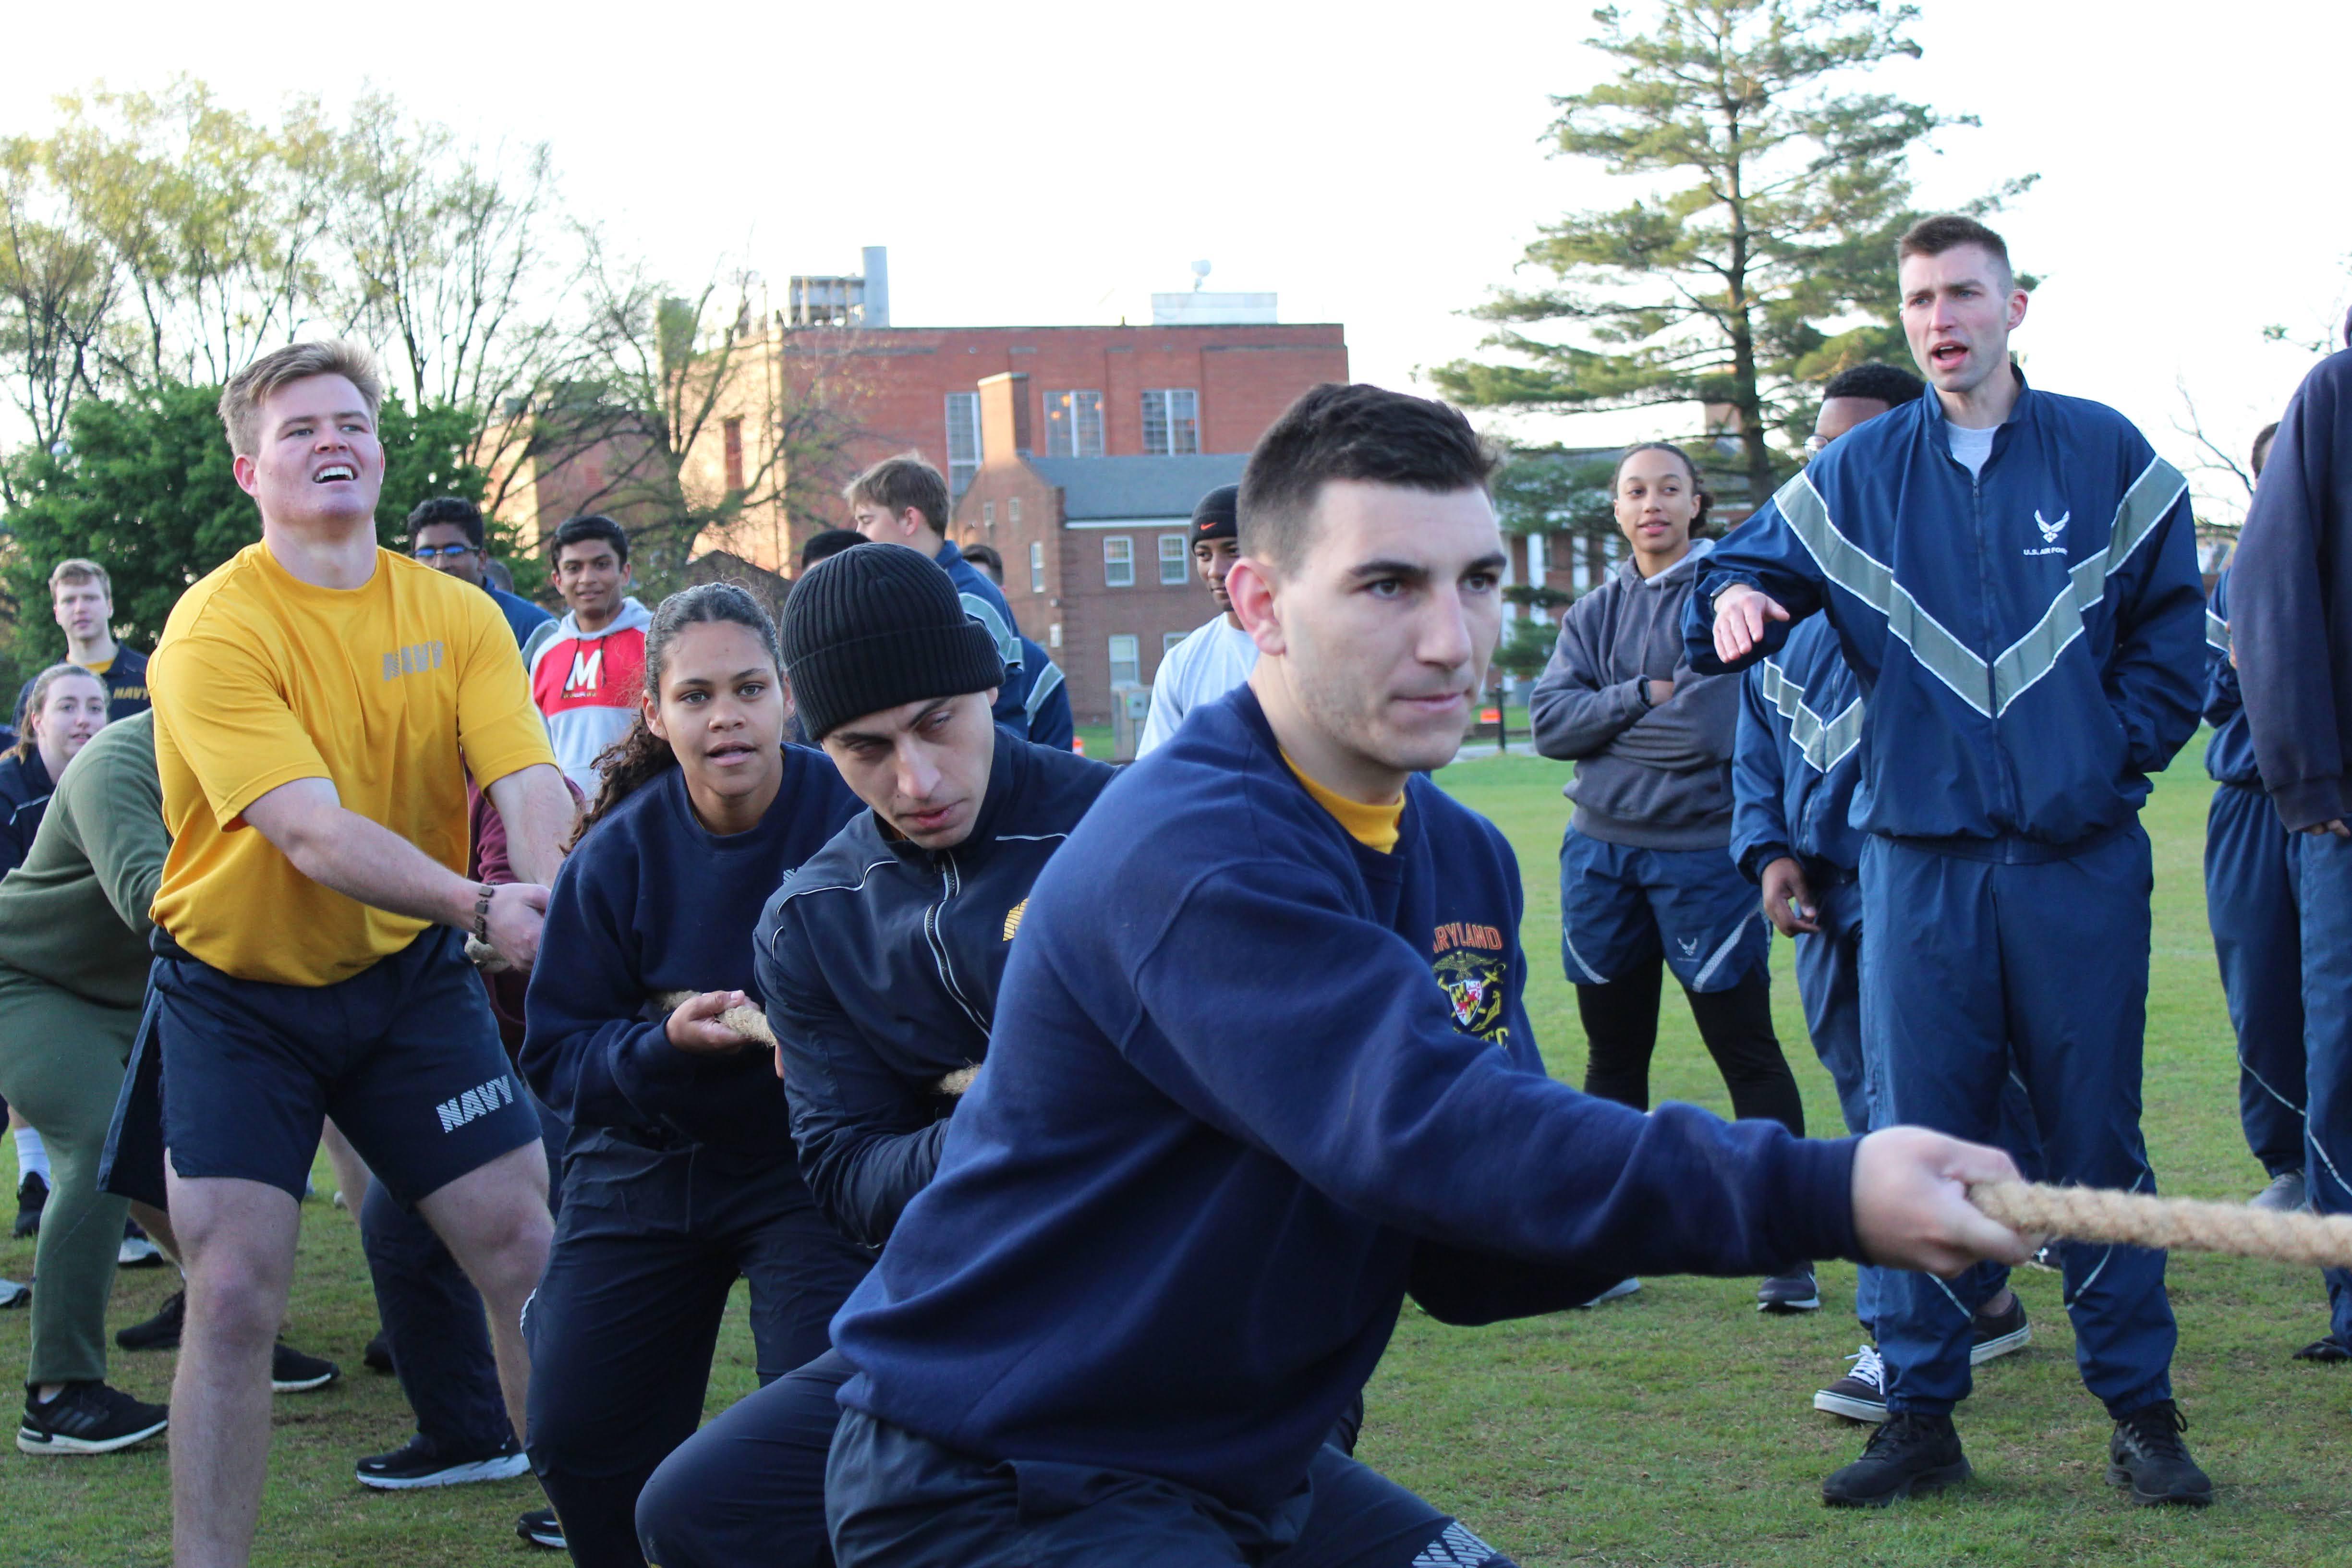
[1138, 483, 1258, 754]
[631, 541, 1114, 1568]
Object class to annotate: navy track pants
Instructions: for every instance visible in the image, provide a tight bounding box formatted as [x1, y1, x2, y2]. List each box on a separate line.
[523, 1131, 873, 1568]
[1861, 829, 2175, 1419]
[2205, 781, 2308, 1178]
[2294, 833, 2352, 1348]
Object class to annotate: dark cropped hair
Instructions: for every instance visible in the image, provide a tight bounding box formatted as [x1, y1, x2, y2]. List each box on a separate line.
[1897, 214, 2013, 281]
[959, 542, 1004, 579]
[800, 527, 866, 571]
[407, 495, 485, 549]
[1239, 384, 1499, 570]
[2253, 421, 2280, 478]
[1822, 362, 1925, 408]
[570, 581, 781, 848]
[1611, 442, 1713, 536]
[553, 513, 630, 567]
[844, 455, 951, 536]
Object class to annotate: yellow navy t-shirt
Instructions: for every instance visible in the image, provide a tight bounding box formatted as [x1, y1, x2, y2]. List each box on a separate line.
[150, 543, 556, 986]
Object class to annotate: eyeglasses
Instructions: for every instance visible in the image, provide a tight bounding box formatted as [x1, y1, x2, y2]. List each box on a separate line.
[412, 544, 479, 562]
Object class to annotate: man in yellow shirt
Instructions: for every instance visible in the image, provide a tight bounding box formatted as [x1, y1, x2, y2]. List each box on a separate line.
[143, 340, 576, 1568]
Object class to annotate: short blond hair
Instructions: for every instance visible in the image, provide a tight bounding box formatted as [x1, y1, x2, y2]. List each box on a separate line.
[48, 558, 110, 597]
[217, 340, 385, 458]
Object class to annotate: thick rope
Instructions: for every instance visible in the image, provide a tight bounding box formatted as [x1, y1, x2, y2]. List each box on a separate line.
[653, 988, 978, 1096]
[1969, 1180, 2352, 1268]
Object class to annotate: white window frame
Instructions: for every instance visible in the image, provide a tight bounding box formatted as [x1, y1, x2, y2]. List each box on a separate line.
[1162, 631, 1187, 660]
[1141, 388, 1200, 456]
[1157, 534, 1188, 585]
[945, 392, 982, 496]
[1108, 633, 1140, 687]
[1008, 497, 1022, 525]
[1043, 389, 1105, 458]
[1029, 540, 1045, 594]
[982, 500, 995, 526]
[1103, 535, 1135, 588]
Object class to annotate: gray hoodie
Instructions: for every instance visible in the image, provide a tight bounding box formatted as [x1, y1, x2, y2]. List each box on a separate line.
[1529, 540, 1739, 850]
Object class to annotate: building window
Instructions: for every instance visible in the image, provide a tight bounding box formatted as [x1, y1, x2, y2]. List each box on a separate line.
[1109, 634, 1140, 686]
[1158, 535, 1188, 585]
[982, 501, 995, 526]
[1029, 540, 1045, 593]
[1043, 389, 1104, 458]
[946, 392, 982, 496]
[1141, 389, 1200, 456]
[1008, 497, 1022, 526]
[722, 417, 744, 492]
[1103, 536, 1134, 587]
[1163, 631, 1187, 659]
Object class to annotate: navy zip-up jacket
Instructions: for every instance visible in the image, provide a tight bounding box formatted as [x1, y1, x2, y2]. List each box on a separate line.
[1731, 614, 1866, 885]
[0, 749, 56, 877]
[522, 749, 862, 1152]
[936, 539, 1059, 745]
[829, 684, 1861, 1521]
[1685, 371, 2206, 850]
[2230, 351, 2352, 831]
[758, 729, 1115, 1244]
[2202, 570, 2260, 789]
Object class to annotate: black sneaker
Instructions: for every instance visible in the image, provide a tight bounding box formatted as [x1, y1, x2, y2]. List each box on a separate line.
[1758, 1264, 1820, 1313]
[2295, 1337, 2352, 1363]
[2251, 1170, 2308, 1213]
[0, 1276, 26, 1310]
[17, 1380, 169, 1455]
[518, 1508, 566, 1550]
[364, 1331, 394, 1374]
[118, 1220, 164, 1269]
[2108, 1400, 2211, 1506]
[1822, 1411, 1969, 1507]
[1970, 1294, 2031, 1365]
[116, 1289, 183, 1351]
[2027, 1241, 2062, 1273]
[356, 1432, 529, 1490]
[271, 1342, 340, 1394]
[13, 1170, 46, 1238]
[1814, 1343, 1888, 1423]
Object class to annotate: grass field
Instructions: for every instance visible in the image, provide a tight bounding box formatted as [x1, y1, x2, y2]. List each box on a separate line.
[5, 743, 2348, 1566]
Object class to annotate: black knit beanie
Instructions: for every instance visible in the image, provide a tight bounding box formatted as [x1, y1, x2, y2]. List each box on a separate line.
[782, 544, 1004, 740]
[1190, 484, 1239, 543]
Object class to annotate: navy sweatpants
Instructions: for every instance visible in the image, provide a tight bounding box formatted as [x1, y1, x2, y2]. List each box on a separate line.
[362, 1089, 569, 1457]
[523, 1130, 873, 1568]
[2294, 834, 2352, 1349]
[1862, 829, 2175, 1420]
[824, 1407, 1512, 1568]
[2205, 781, 2308, 1178]
[1794, 877, 2043, 1336]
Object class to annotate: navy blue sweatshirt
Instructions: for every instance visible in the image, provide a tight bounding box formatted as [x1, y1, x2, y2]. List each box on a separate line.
[759, 729, 1115, 1244]
[522, 748, 862, 1152]
[0, 749, 56, 876]
[2232, 350, 2352, 830]
[2202, 571, 2260, 790]
[830, 685, 1862, 1521]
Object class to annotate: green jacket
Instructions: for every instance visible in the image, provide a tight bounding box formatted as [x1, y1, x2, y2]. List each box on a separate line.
[0, 711, 163, 1009]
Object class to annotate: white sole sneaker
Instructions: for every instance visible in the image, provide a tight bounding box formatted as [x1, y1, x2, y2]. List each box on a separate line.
[118, 1237, 164, 1268]
[1970, 1321, 2031, 1365]
[1811, 1388, 1888, 1423]
[356, 1449, 532, 1490]
[16, 1414, 169, 1455]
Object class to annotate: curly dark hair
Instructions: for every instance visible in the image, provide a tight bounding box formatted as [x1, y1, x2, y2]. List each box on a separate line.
[568, 581, 782, 849]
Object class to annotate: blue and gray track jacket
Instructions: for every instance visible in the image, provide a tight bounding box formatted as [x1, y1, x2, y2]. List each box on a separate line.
[937, 539, 1070, 748]
[1685, 371, 2206, 850]
[757, 729, 1115, 1245]
[2230, 351, 2352, 831]
[829, 684, 1861, 1522]
[1730, 615, 1865, 885]
[2202, 570, 2260, 790]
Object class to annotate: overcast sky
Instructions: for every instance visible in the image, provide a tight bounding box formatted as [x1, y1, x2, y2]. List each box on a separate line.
[11, 0, 2346, 521]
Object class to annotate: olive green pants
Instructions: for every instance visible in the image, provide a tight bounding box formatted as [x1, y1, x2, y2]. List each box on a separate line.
[0, 966, 141, 1386]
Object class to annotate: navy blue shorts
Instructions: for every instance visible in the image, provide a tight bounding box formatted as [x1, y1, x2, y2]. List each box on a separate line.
[154, 925, 540, 1207]
[1557, 829, 1768, 993]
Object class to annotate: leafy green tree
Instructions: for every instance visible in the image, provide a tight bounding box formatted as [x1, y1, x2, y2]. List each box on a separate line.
[1434, 0, 2027, 501]
[0, 379, 496, 667]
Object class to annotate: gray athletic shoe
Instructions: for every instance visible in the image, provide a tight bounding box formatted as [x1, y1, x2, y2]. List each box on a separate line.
[0, 1277, 27, 1310]
[2252, 1171, 2308, 1213]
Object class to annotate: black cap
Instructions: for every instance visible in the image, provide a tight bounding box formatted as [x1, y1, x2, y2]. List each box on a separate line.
[1190, 484, 1238, 544]
[781, 544, 1003, 740]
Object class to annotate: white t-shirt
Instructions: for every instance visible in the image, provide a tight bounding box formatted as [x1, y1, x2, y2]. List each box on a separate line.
[1137, 615, 1260, 755]
[1948, 423, 1997, 480]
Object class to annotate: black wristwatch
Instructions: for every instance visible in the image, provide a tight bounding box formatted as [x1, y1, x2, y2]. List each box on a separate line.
[471, 883, 495, 941]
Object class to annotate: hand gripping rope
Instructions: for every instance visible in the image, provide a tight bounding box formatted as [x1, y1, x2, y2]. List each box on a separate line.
[649, 989, 979, 1097]
[1968, 1180, 2352, 1268]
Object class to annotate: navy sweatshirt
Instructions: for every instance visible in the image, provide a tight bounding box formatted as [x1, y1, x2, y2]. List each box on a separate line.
[2202, 571, 2260, 790]
[522, 749, 862, 1152]
[2232, 350, 2352, 830]
[0, 749, 56, 877]
[759, 729, 1115, 1245]
[830, 685, 1862, 1521]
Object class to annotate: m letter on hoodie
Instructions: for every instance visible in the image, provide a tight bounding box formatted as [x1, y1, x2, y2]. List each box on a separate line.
[526, 597, 654, 795]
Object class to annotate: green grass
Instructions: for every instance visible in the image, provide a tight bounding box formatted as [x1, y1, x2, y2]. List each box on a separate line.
[3, 743, 2343, 1565]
